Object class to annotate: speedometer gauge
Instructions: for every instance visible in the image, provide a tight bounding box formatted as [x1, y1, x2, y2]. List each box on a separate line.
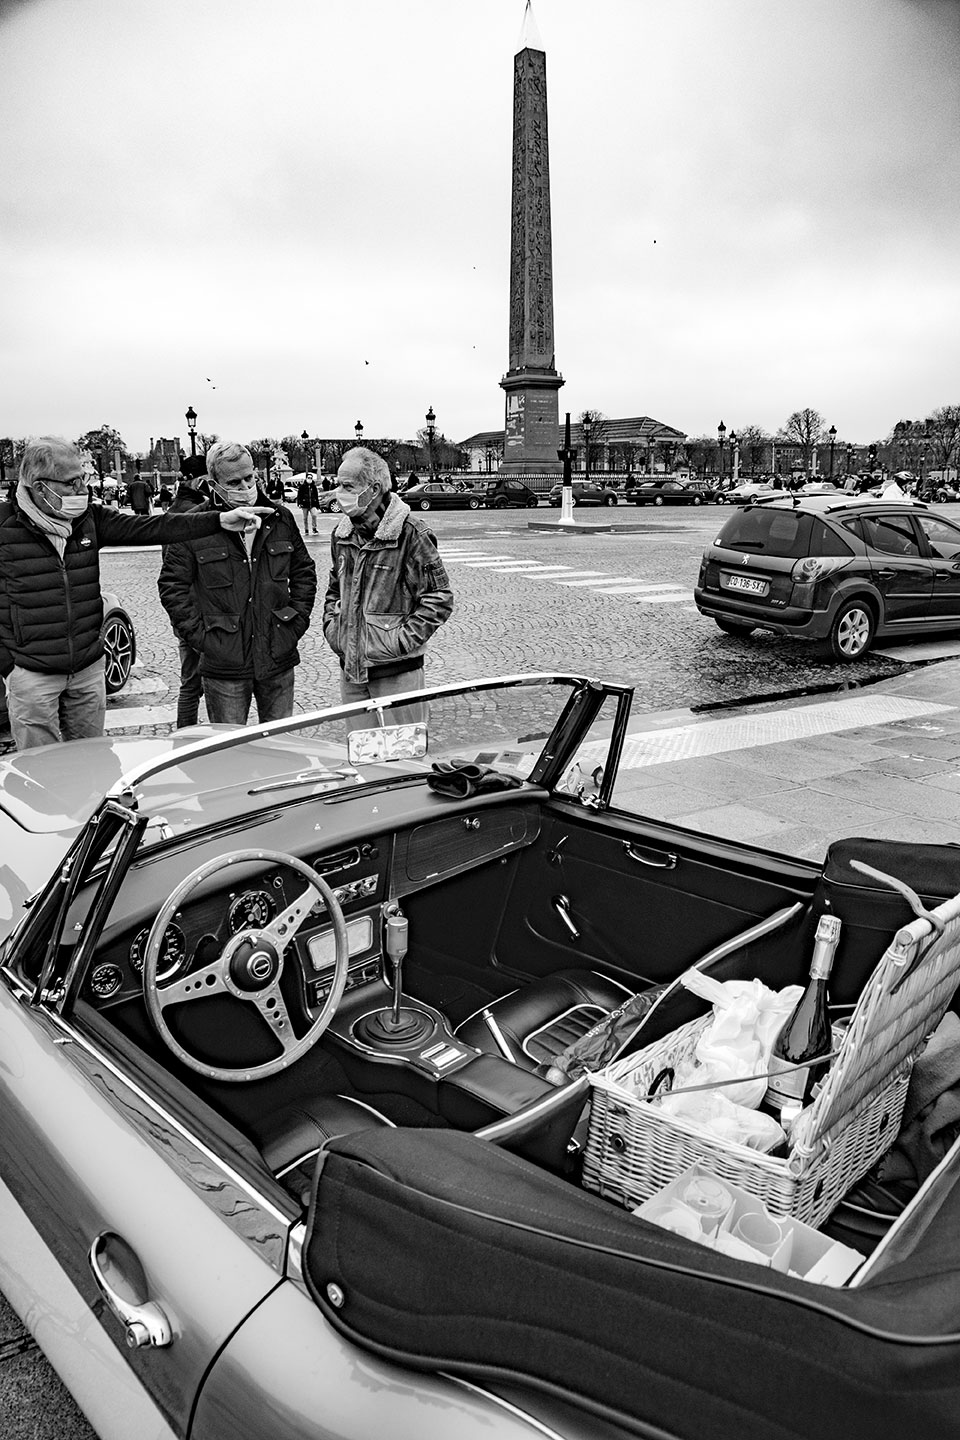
[129, 924, 187, 981]
[227, 890, 275, 933]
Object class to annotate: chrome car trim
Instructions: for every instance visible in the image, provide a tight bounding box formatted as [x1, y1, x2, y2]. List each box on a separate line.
[28, 1005, 291, 1271]
[442, 1375, 566, 1439]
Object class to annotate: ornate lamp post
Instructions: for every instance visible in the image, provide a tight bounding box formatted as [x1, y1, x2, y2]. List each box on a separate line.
[485, 445, 495, 473]
[730, 430, 740, 483]
[185, 406, 197, 459]
[354, 420, 364, 446]
[425, 406, 436, 480]
[582, 414, 592, 478]
[717, 420, 726, 485]
[301, 429, 310, 478]
[828, 424, 837, 480]
[918, 451, 927, 497]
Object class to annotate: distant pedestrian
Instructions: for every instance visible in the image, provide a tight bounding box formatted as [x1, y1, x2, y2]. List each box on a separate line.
[164, 460, 210, 727]
[159, 442, 317, 726]
[157, 483, 173, 511]
[0, 437, 269, 750]
[322, 447, 453, 728]
[265, 473, 284, 502]
[297, 476, 320, 535]
[126, 472, 155, 515]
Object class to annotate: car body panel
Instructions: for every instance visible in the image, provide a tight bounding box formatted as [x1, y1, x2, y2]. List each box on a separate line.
[402, 482, 485, 510]
[484, 479, 538, 508]
[546, 481, 619, 507]
[630, 479, 715, 506]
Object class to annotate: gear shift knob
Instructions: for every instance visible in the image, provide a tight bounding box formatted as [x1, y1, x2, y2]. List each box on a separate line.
[385, 913, 408, 964]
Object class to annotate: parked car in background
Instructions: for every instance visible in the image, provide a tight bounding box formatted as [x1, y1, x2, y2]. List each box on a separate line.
[715, 480, 778, 505]
[547, 479, 620, 507]
[2, 672, 960, 1440]
[695, 493, 960, 660]
[630, 478, 719, 507]
[316, 490, 341, 513]
[0, 590, 136, 732]
[484, 477, 539, 508]
[401, 480, 485, 511]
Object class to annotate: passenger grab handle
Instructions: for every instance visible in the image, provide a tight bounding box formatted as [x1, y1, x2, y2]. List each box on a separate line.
[623, 841, 677, 869]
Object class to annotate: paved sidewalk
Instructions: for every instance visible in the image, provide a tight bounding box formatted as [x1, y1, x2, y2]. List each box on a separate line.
[615, 658, 960, 861]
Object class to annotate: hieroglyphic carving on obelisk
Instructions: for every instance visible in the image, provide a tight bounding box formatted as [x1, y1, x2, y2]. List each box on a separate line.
[499, 0, 563, 477]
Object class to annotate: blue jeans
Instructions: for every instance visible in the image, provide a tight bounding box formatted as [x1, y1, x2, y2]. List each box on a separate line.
[176, 640, 203, 728]
[338, 668, 427, 733]
[202, 669, 296, 726]
[6, 658, 106, 750]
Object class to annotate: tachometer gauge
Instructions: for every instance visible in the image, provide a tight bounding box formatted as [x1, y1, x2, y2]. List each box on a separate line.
[89, 963, 123, 1000]
[129, 924, 188, 981]
[227, 890, 275, 933]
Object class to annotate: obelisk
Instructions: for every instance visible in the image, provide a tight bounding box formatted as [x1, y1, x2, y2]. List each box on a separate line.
[499, 1, 563, 480]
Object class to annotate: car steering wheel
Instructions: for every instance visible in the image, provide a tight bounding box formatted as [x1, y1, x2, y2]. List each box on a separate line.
[143, 849, 349, 1083]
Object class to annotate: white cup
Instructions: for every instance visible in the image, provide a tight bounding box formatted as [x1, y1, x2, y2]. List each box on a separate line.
[732, 1210, 783, 1258]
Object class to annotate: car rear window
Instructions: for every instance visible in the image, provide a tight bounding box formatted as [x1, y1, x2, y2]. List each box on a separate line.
[715, 508, 853, 559]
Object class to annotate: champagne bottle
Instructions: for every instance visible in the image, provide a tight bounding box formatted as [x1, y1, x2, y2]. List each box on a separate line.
[766, 914, 841, 1114]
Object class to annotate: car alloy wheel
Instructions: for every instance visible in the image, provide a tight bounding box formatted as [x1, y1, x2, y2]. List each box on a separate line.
[604, 494, 617, 506]
[418, 499, 431, 510]
[829, 600, 875, 661]
[654, 496, 664, 506]
[468, 498, 480, 509]
[100, 612, 135, 694]
[692, 495, 702, 505]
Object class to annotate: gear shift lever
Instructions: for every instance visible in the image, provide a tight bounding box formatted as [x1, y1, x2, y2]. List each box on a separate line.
[385, 912, 408, 1026]
[353, 904, 434, 1048]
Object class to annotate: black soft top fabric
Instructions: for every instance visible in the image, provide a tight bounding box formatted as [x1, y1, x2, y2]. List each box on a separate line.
[305, 1127, 960, 1440]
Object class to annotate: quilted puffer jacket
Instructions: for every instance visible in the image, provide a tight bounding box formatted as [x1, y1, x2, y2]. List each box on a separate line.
[322, 494, 453, 684]
[158, 496, 317, 681]
[0, 499, 221, 679]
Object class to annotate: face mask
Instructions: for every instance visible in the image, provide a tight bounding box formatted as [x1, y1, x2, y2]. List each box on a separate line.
[217, 481, 258, 507]
[336, 485, 372, 517]
[35, 479, 87, 516]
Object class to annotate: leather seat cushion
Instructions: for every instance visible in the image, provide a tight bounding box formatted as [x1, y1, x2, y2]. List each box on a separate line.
[259, 1094, 393, 1203]
[456, 969, 635, 1070]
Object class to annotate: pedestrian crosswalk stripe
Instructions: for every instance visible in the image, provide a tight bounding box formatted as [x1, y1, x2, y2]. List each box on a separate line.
[554, 576, 636, 587]
[630, 591, 695, 603]
[595, 583, 688, 595]
[439, 550, 692, 606]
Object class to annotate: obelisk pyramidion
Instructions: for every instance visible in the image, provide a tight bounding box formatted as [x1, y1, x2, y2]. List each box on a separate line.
[499, 0, 564, 480]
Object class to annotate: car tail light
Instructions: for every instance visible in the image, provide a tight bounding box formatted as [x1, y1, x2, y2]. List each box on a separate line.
[791, 556, 854, 583]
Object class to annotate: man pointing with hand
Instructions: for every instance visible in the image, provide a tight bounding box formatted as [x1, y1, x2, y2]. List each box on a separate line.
[0, 436, 273, 751]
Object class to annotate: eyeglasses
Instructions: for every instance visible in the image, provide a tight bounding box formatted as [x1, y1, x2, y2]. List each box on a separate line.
[37, 476, 86, 494]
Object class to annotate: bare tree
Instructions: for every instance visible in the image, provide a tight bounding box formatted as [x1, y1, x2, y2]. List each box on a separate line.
[925, 405, 960, 471]
[779, 409, 824, 472]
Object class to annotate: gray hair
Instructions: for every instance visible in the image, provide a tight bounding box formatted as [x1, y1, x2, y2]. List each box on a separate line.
[345, 447, 391, 495]
[206, 441, 253, 483]
[19, 437, 81, 488]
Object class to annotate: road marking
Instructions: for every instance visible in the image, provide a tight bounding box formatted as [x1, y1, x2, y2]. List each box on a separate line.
[629, 590, 695, 603]
[439, 549, 693, 605]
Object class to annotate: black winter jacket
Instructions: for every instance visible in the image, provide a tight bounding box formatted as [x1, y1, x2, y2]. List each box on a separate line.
[158, 496, 317, 681]
[0, 500, 221, 679]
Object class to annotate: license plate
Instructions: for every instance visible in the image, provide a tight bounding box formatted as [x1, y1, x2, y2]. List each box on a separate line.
[723, 573, 768, 596]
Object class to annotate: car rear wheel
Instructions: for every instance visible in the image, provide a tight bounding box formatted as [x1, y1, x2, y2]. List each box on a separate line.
[467, 497, 480, 510]
[654, 496, 664, 507]
[692, 495, 702, 506]
[494, 496, 508, 508]
[604, 494, 617, 506]
[100, 611, 135, 694]
[828, 600, 876, 661]
[714, 617, 756, 638]
[418, 498, 431, 511]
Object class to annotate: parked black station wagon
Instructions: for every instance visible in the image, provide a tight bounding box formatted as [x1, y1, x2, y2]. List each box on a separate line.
[695, 495, 960, 660]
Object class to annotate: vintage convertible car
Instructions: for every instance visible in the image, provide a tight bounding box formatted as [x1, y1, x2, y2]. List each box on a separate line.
[1, 673, 960, 1440]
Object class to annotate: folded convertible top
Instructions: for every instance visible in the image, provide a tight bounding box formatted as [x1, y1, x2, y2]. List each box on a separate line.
[304, 1127, 960, 1440]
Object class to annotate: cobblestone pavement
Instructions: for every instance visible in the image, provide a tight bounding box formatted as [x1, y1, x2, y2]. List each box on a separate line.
[97, 506, 924, 736]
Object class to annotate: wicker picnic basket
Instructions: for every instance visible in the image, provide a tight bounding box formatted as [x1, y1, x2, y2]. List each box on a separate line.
[582, 894, 960, 1230]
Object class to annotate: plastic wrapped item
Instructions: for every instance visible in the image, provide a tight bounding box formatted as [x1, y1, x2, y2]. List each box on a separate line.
[678, 970, 804, 1108]
[655, 1089, 786, 1153]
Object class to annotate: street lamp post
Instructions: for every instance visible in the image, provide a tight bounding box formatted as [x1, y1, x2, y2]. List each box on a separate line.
[425, 406, 436, 481]
[730, 431, 740, 483]
[301, 429, 310, 478]
[919, 451, 927, 497]
[557, 411, 575, 524]
[354, 421, 364, 447]
[828, 424, 837, 480]
[185, 406, 197, 459]
[717, 421, 726, 486]
[582, 415, 592, 478]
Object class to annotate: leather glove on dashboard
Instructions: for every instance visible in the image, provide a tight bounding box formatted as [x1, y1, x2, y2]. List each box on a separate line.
[427, 762, 523, 799]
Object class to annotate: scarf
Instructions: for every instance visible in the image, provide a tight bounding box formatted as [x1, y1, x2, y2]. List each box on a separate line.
[17, 481, 73, 560]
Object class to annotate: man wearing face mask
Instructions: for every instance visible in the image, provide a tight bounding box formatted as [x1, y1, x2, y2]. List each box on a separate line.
[158, 440, 316, 726]
[322, 447, 453, 722]
[0, 436, 272, 751]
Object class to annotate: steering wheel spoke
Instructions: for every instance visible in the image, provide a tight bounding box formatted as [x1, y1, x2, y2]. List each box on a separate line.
[141, 849, 350, 1083]
[156, 958, 228, 1011]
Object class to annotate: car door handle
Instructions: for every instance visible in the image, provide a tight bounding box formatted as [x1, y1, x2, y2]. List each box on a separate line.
[89, 1232, 173, 1350]
[623, 841, 677, 869]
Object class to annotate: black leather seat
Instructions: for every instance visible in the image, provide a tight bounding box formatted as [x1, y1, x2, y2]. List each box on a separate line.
[259, 1094, 393, 1204]
[455, 968, 636, 1072]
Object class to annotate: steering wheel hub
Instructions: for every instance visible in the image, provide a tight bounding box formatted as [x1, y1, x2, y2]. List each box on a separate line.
[229, 935, 281, 991]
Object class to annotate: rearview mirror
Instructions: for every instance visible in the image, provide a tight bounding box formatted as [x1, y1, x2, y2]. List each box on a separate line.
[347, 723, 428, 765]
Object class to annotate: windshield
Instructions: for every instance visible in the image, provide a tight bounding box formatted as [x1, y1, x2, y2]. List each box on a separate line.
[116, 676, 591, 842]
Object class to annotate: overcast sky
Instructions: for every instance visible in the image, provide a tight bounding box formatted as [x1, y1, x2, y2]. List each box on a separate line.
[1, 0, 957, 454]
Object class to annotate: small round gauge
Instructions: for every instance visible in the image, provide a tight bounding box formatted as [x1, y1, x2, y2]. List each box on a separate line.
[129, 924, 188, 981]
[227, 890, 275, 934]
[89, 963, 123, 1000]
